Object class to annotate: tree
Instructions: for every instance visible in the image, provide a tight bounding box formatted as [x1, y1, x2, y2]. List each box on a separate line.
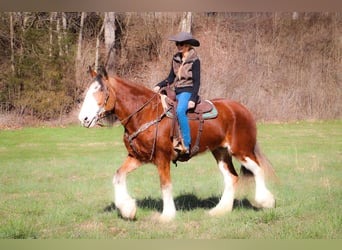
[180, 12, 192, 33]
[76, 12, 86, 63]
[9, 12, 15, 73]
[104, 12, 116, 75]
[95, 20, 105, 70]
[49, 12, 57, 57]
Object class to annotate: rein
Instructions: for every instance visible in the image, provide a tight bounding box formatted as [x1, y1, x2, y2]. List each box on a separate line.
[119, 92, 160, 125]
[97, 80, 168, 160]
[117, 92, 169, 160]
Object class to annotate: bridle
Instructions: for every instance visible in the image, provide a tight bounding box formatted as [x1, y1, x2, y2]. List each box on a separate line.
[87, 80, 111, 127]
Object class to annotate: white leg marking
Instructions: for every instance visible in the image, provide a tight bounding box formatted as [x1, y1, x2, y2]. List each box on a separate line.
[159, 184, 176, 222]
[243, 157, 275, 208]
[113, 174, 136, 219]
[209, 161, 235, 216]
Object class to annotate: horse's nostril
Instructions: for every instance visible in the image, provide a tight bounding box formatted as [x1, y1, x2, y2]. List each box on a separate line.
[84, 117, 88, 121]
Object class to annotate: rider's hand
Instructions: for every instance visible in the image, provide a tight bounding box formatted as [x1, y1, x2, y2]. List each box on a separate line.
[153, 86, 160, 93]
[188, 100, 195, 109]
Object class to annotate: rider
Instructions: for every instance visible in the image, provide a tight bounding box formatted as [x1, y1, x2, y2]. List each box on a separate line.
[154, 32, 201, 156]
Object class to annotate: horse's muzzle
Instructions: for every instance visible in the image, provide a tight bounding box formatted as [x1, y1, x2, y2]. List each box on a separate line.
[79, 115, 98, 128]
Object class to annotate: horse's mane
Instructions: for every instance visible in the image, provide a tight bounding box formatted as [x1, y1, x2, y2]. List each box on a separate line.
[110, 75, 155, 96]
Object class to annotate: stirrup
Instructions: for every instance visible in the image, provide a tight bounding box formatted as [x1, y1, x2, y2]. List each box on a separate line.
[172, 148, 191, 165]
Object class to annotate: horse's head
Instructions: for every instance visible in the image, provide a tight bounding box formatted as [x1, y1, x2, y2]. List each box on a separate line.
[78, 66, 116, 128]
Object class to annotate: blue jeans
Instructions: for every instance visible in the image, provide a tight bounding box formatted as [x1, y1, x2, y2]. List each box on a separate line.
[176, 92, 192, 149]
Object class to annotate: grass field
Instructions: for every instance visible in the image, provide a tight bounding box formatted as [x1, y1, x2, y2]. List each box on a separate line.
[0, 120, 341, 239]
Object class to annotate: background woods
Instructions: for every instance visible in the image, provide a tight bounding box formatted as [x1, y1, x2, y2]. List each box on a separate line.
[0, 12, 341, 124]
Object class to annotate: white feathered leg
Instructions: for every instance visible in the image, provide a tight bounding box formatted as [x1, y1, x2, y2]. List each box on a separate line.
[243, 157, 275, 208]
[209, 161, 236, 216]
[113, 173, 137, 219]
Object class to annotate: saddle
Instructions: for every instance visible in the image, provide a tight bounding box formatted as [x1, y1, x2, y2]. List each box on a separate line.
[159, 86, 218, 163]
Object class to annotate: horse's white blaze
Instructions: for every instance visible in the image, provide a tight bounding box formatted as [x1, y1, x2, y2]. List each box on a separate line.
[78, 81, 102, 128]
[209, 160, 234, 216]
[243, 157, 275, 208]
[160, 184, 176, 222]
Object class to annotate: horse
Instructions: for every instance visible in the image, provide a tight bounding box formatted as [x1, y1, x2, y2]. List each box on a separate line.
[78, 67, 276, 222]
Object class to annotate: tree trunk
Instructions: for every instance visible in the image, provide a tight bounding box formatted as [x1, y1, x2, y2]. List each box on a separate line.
[9, 12, 15, 73]
[56, 13, 62, 56]
[62, 12, 68, 55]
[180, 12, 192, 33]
[49, 12, 57, 57]
[292, 12, 299, 20]
[95, 21, 105, 70]
[104, 12, 116, 75]
[75, 12, 86, 88]
[76, 12, 86, 63]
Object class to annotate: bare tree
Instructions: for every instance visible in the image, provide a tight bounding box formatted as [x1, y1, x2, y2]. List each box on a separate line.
[292, 12, 299, 20]
[62, 12, 68, 55]
[76, 12, 86, 63]
[104, 12, 116, 75]
[180, 12, 192, 33]
[49, 12, 57, 57]
[56, 13, 62, 56]
[95, 21, 105, 70]
[9, 12, 15, 73]
[75, 12, 86, 88]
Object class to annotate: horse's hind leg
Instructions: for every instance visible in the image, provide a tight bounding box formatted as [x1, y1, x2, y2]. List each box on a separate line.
[113, 156, 141, 219]
[238, 155, 275, 209]
[209, 147, 239, 216]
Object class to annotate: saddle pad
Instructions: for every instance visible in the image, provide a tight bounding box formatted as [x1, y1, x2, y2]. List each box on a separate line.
[160, 94, 218, 120]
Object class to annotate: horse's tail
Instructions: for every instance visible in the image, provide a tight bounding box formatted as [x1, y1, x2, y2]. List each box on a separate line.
[254, 142, 277, 181]
[240, 142, 277, 181]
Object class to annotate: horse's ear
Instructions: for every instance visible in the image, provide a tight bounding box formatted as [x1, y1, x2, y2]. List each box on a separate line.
[88, 66, 97, 78]
[98, 65, 108, 80]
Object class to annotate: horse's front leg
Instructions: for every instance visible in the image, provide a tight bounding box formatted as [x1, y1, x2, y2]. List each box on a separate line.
[156, 160, 176, 222]
[113, 155, 141, 219]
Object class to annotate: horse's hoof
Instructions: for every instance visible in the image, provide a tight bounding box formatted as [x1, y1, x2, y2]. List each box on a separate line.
[255, 193, 276, 209]
[118, 199, 137, 219]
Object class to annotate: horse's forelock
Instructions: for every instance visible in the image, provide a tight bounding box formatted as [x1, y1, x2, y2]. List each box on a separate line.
[94, 74, 106, 90]
[95, 74, 103, 82]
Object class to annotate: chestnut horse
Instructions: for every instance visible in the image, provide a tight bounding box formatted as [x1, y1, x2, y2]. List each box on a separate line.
[78, 67, 275, 222]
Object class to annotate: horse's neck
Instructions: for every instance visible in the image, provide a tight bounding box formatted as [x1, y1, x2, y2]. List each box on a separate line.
[110, 77, 158, 125]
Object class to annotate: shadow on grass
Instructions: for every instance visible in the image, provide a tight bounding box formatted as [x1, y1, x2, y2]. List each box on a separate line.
[104, 193, 259, 213]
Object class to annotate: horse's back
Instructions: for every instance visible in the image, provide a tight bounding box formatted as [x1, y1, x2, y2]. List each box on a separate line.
[210, 98, 257, 151]
[211, 98, 256, 125]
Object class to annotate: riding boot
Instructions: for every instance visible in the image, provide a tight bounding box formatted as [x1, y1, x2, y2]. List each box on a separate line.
[173, 139, 191, 163]
[173, 138, 188, 153]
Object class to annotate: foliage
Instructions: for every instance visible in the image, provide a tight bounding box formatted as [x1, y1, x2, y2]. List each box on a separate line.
[0, 121, 341, 238]
[0, 12, 341, 122]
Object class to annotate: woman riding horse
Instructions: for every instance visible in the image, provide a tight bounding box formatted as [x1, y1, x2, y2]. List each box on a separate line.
[154, 32, 201, 157]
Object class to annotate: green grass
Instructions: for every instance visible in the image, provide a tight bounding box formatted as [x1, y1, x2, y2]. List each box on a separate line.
[0, 121, 341, 239]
